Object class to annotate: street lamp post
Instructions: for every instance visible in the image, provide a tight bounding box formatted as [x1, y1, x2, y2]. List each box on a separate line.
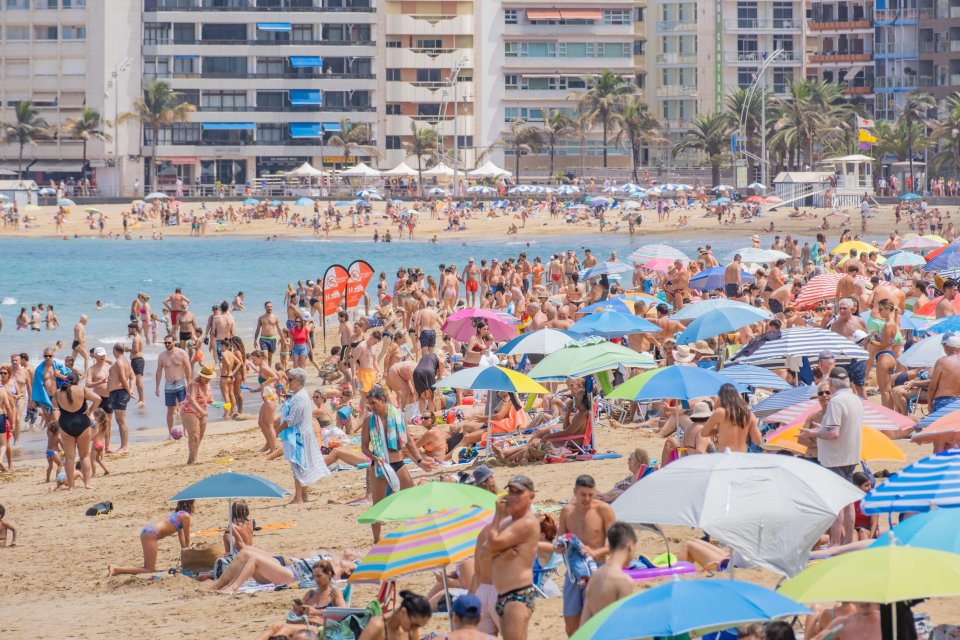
[447, 57, 467, 197]
[739, 49, 783, 188]
[108, 57, 132, 197]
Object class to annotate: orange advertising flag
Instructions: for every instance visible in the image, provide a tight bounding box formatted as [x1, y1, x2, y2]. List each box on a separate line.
[322, 264, 349, 317]
[345, 260, 375, 309]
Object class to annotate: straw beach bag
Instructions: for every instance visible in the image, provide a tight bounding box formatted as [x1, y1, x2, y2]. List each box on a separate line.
[181, 543, 219, 573]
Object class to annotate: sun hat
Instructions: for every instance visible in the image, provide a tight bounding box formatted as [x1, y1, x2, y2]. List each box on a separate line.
[198, 365, 216, 380]
[689, 401, 712, 419]
[672, 344, 696, 363]
[93, 347, 106, 357]
[691, 340, 715, 355]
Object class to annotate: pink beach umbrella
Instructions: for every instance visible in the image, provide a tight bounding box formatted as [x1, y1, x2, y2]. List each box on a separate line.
[441, 308, 519, 342]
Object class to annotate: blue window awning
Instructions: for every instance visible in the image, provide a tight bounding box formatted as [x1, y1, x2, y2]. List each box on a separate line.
[289, 123, 323, 139]
[257, 22, 291, 31]
[174, 54, 200, 59]
[322, 122, 342, 132]
[289, 56, 323, 68]
[202, 122, 256, 131]
[289, 90, 322, 106]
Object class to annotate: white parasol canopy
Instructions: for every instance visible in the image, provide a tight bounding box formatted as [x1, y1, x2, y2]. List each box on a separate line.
[286, 161, 325, 178]
[468, 161, 512, 178]
[423, 162, 455, 177]
[382, 162, 418, 177]
[340, 162, 381, 177]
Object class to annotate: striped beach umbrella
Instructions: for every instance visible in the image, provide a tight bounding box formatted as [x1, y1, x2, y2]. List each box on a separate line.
[914, 399, 960, 432]
[727, 247, 792, 263]
[350, 506, 492, 584]
[497, 328, 582, 356]
[754, 385, 818, 418]
[911, 411, 960, 445]
[885, 250, 928, 268]
[718, 365, 792, 391]
[434, 365, 548, 394]
[580, 261, 634, 280]
[556, 185, 581, 196]
[793, 273, 843, 309]
[861, 448, 960, 514]
[629, 244, 689, 263]
[730, 328, 868, 367]
[763, 398, 915, 431]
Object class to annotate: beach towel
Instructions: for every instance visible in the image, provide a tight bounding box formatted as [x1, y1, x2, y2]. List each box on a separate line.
[324, 601, 381, 640]
[556, 534, 597, 582]
[31, 359, 69, 409]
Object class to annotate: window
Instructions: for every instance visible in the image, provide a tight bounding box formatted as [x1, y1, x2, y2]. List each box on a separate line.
[504, 9, 518, 24]
[174, 23, 196, 44]
[416, 68, 441, 83]
[559, 42, 587, 57]
[324, 24, 344, 41]
[6, 0, 29, 8]
[386, 68, 401, 81]
[634, 40, 645, 55]
[416, 39, 442, 50]
[456, 135, 473, 148]
[173, 56, 196, 75]
[256, 58, 284, 75]
[737, 36, 759, 56]
[386, 39, 401, 48]
[35, 0, 57, 8]
[772, 2, 794, 27]
[201, 90, 247, 110]
[6, 26, 30, 40]
[323, 91, 345, 108]
[292, 25, 312, 41]
[62, 0, 84, 6]
[773, 67, 791, 93]
[202, 56, 246, 76]
[144, 57, 170, 79]
[504, 107, 544, 122]
[600, 43, 630, 57]
[144, 22, 170, 45]
[773, 35, 794, 54]
[417, 103, 440, 116]
[562, 76, 587, 89]
[386, 135, 402, 149]
[504, 74, 519, 88]
[386, 103, 401, 115]
[35, 26, 58, 40]
[62, 26, 86, 40]
[738, 70, 753, 88]
[202, 24, 245, 41]
[526, 77, 555, 90]
[256, 91, 284, 108]
[177, 89, 199, 106]
[524, 42, 554, 57]
[737, 1, 758, 27]
[603, 10, 632, 25]
[505, 42, 519, 57]
[257, 124, 284, 143]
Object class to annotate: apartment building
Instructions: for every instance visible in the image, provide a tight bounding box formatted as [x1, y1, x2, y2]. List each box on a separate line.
[874, 0, 919, 121]
[479, 0, 646, 173]
[806, 0, 875, 113]
[918, 0, 960, 107]
[141, 0, 377, 190]
[380, 0, 477, 171]
[0, 0, 141, 195]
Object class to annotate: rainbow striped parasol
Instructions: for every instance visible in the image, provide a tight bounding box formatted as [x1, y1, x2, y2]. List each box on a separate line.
[350, 506, 493, 584]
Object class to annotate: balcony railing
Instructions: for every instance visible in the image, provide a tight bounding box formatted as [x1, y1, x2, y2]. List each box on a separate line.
[874, 42, 918, 55]
[727, 50, 800, 63]
[655, 85, 698, 97]
[874, 76, 918, 89]
[144, 38, 374, 46]
[875, 8, 918, 22]
[151, 138, 341, 146]
[723, 18, 803, 30]
[808, 52, 872, 63]
[919, 40, 948, 53]
[192, 104, 375, 112]
[148, 1, 374, 11]
[656, 53, 697, 64]
[655, 20, 697, 32]
[144, 71, 374, 80]
[808, 19, 872, 30]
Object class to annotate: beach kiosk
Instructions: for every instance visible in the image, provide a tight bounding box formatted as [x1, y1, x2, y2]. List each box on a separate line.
[773, 154, 874, 208]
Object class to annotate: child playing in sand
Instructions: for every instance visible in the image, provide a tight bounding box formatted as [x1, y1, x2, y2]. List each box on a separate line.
[108, 500, 194, 576]
[223, 500, 254, 555]
[0, 504, 17, 546]
[90, 409, 110, 476]
[45, 422, 63, 483]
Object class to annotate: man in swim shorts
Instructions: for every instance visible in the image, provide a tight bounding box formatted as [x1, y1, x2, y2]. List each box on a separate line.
[352, 330, 381, 401]
[927, 335, 960, 450]
[254, 301, 284, 366]
[724, 254, 743, 299]
[163, 287, 190, 328]
[155, 335, 191, 437]
[106, 343, 134, 454]
[463, 258, 480, 307]
[127, 322, 146, 406]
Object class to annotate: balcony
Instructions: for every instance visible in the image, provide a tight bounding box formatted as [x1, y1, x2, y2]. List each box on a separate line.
[874, 42, 919, 57]
[725, 50, 801, 64]
[656, 53, 697, 65]
[919, 40, 949, 53]
[874, 76, 918, 89]
[145, 38, 374, 46]
[807, 19, 872, 31]
[192, 104, 375, 112]
[145, 71, 374, 80]
[655, 85, 698, 97]
[655, 20, 697, 32]
[875, 8, 918, 22]
[147, 1, 374, 11]
[723, 18, 803, 31]
[843, 85, 874, 95]
[808, 52, 873, 64]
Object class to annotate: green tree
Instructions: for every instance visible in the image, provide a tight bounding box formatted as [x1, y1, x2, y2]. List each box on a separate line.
[770, 80, 822, 170]
[501, 119, 543, 182]
[63, 107, 111, 181]
[403, 123, 439, 196]
[326, 118, 378, 168]
[539, 110, 573, 178]
[614, 96, 663, 184]
[117, 80, 195, 189]
[0, 101, 51, 180]
[571, 113, 594, 178]
[672, 112, 734, 187]
[936, 91, 960, 174]
[902, 90, 937, 192]
[574, 70, 637, 168]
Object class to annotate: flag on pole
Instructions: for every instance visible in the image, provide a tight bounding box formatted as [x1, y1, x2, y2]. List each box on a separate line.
[859, 129, 877, 144]
[857, 116, 875, 129]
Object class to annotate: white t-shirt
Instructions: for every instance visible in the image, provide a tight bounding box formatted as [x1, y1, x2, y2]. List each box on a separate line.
[818, 388, 863, 468]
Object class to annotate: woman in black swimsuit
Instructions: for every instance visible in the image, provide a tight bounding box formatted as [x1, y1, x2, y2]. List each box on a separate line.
[53, 372, 102, 490]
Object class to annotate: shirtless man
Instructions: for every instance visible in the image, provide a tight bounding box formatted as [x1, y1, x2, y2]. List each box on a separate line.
[71, 315, 89, 372]
[254, 301, 284, 365]
[927, 334, 960, 451]
[936, 279, 958, 319]
[557, 475, 616, 636]
[218, 339, 242, 419]
[581, 248, 597, 270]
[352, 330, 382, 402]
[211, 301, 236, 363]
[9, 354, 30, 441]
[86, 347, 112, 422]
[580, 522, 636, 627]
[127, 322, 146, 405]
[156, 335, 191, 437]
[563, 251, 580, 285]
[163, 287, 190, 327]
[413, 299, 442, 340]
[35, 347, 67, 427]
[176, 302, 201, 354]
[724, 254, 743, 300]
[831, 297, 868, 396]
[664, 260, 689, 310]
[844, 249, 864, 275]
[463, 258, 481, 307]
[836, 264, 859, 302]
[548, 255, 564, 293]
[764, 259, 787, 303]
[106, 342, 134, 453]
[652, 304, 684, 357]
[385, 360, 417, 408]
[469, 470, 502, 636]
[811, 602, 880, 640]
[768, 280, 801, 317]
[871, 277, 907, 315]
[486, 476, 540, 640]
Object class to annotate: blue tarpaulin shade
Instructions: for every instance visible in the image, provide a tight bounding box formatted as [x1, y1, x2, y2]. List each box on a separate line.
[202, 122, 255, 131]
[289, 56, 323, 68]
[323, 122, 342, 132]
[289, 89, 322, 106]
[289, 123, 323, 138]
[257, 22, 291, 31]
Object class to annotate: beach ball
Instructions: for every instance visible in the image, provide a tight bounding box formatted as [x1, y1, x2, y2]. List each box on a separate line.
[93, 440, 104, 452]
[171, 427, 184, 440]
[56, 471, 67, 484]
[224, 402, 232, 411]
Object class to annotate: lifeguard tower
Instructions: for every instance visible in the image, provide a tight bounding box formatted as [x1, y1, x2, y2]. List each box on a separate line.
[773, 154, 874, 208]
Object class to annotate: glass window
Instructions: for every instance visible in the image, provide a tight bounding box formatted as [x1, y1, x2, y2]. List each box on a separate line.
[386, 136, 401, 149]
[202, 24, 245, 41]
[504, 9, 518, 24]
[174, 23, 196, 43]
[504, 74, 519, 88]
[416, 68, 441, 83]
[256, 91, 284, 108]
[738, 70, 753, 88]
[257, 124, 284, 143]
[737, 1, 758, 27]
[324, 24, 344, 41]
[201, 91, 246, 110]
[386, 68, 401, 81]
[35, 26, 58, 40]
[386, 39, 401, 48]
[603, 10, 632, 25]
[201, 56, 246, 76]
[6, 0, 30, 9]
[416, 39, 442, 50]
[173, 57, 196, 75]
[6, 26, 30, 40]
[292, 25, 312, 41]
[526, 77, 553, 90]
[144, 22, 171, 45]
[561, 42, 588, 57]
[35, 0, 57, 8]
[505, 42, 519, 57]
[256, 58, 284, 75]
[386, 103, 401, 115]
[417, 103, 440, 116]
[772, 2, 794, 26]
[456, 135, 473, 148]
[601, 43, 629, 57]
[524, 42, 552, 57]
[324, 91, 345, 108]
[62, 0, 85, 6]
[773, 67, 791, 93]
[62, 26, 86, 40]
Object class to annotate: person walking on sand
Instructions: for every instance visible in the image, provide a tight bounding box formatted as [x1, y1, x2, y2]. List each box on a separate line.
[105, 342, 134, 454]
[71, 315, 89, 372]
[254, 301, 284, 366]
[181, 365, 215, 465]
[155, 335, 191, 438]
[108, 500, 194, 577]
[127, 322, 146, 406]
[275, 368, 329, 504]
[52, 372, 101, 489]
[163, 287, 190, 328]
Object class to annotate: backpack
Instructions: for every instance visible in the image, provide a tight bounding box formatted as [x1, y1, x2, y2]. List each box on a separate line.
[323, 601, 382, 640]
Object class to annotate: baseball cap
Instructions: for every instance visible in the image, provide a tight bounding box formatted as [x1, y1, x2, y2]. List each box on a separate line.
[829, 368, 849, 380]
[944, 334, 960, 349]
[471, 464, 494, 486]
[506, 475, 535, 492]
[818, 350, 835, 361]
[93, 347, 107, 357]
[452, 594, 482, 618]
[851, 329, 869, 343]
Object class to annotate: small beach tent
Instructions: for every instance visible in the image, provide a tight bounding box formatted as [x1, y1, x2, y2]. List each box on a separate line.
[382, 162, 418, 177]
[423, 162, 455, 177]
[286, 162, 325, 178]
[468, 161, 511, 178]
[339, 162, 381, 178]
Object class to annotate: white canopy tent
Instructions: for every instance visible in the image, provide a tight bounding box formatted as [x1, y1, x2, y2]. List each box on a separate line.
[286, 162, 326, 178]
[382, 162, 418, 177]
[339, 162, 381, 178]
[468, 161, 511, 178]
[423, 162, 455, 177]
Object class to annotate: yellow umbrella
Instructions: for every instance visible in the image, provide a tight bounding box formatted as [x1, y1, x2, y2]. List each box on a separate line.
[84, 207, 102, 214]
[922, 234, 948, 245]
[763, 422, 905, 462]
[830, 240, 876, 255]
[838, 253, 886, 266]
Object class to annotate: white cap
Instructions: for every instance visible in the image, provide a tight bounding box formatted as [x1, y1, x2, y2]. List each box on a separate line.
[93, 347, 107, 356]
[851, 329, 869, 343]
[945, 334, 960, 349]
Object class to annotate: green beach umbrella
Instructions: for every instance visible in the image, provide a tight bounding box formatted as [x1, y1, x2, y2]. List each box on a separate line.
[357, 482, 496, 524]
[528, 337, 656, 382]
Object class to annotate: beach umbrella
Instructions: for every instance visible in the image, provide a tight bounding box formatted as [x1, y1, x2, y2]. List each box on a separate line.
[434, 365, 548, 395]
[763, 397, 916, 431]
[577, 298, 635, 315]
[588, 196, 613, 207]
[628, 191, 647, 200]
[778, 545, 960, 603]
[38, 187, 56, 196]
[676, 306, 771, 344]
[921, 314, 960, 334]
[143, 192, 169, 201]
[556, 185, 580, 196]
[712, 184, 735, 192]
[727, 247, 791, 263]
[871, 508, 960, 554]
[915, 399, 960, 432]
[629, 244, 688, 263]
[441, 308, 519, 342]
[609, 365, 735, 402]
[861, 448, 960, 513]
[621, 292, 669, 309]
[568, 310, 658, 338]
[528, 337, 656, 381]
[355, 189, 380, 199]
[753, 384, 819, 418]
[901, 192, 922, 200]
[579, 261, 633, 280]
[671, 298, 758, 321]
[730, 327, 868, 366]
[831, 240, 876, 255]
[642, 258, 675, 272]
[56, 198, 75, 206]
[860, 310, 923, 332]
[295, 197, 315, 206]
[924, 234, 948, 244]
[744, 195, 765, 204]
[83, 207, 102, 214]
[923, 244, 960, 272]
[613, 452, 862, 576]
[496, 328, 582, 356]
[357, 484, 496, 524]
[762, 422, 905, 462]
[898, 235, 944, 251]
[426, 187, 449, 196]
[912, 410, 960, 445]
[764, 195, 783, 203]
[268, 199, 282, 206]
[466, 185, 495, 194]
[747, 182, 767, 190]
[620, 200, 643, 210]
[571, 579, 810, 640]
[717, 364, 792, 391]
[922, 238, 959, 262]
[491, 199, 509, 208]
[793, 273, 844, 309]
[242, 197, 259, 205]
[168, 471, 290, 552]
[688, 265, 755, 291]
[885, 250, 928, 268]
[913, 294, 960, 317]
[707, 197, 731, 206]
[898, 333, 946, 367]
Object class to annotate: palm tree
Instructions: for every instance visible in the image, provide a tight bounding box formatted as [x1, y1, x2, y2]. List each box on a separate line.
[673, 112, 734, 187]
[726, 86, 766, 182]
[117, 80, 195, 190]
[403, 123, 439, 196]
[539, 110, 573, 178]
[902, 90, 937, 192]
[770, 80, 821, 170]
[326, 118, 378, 168]
[937, 91, 960, 173]
[63, 107, 111, 181]
[501, 119, 543, 182]
[574, 70, 637, 167]
[571, 113, 594, 178]
[614, 96, 663, 184]
[0, 101, 51, 180]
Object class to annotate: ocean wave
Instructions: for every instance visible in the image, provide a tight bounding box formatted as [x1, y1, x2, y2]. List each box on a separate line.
[98, 336, 130, 344]
[1, 297, 16, 305]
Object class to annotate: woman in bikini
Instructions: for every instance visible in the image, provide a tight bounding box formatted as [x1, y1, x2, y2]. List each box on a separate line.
[359, 590, 432, 640]
[53, 371, 102, 490]
[182, 365, 215, 464]
[463, 319, 487, 368]
[257, 559, 348, 639]
[108, 500, 194, 576]
[871, 299, 902, 409]
[217, 340, 241, 419]
[702, 384, 762, 453]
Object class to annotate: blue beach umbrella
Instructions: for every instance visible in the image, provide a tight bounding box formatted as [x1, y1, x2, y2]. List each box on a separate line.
[885, 250, 927, 268]
[747, 182, 767, 190]
[754, 384, 819, 419]
[496, 328, 582, 356]
[671, 298, 759, 321]
[922, 315, 960, 334]
[295, 197, 315, 206]
[899, 333, 946, 368]
[871, 508, 960, 554]
[269, 199, 282, 206]
[609, 365, 737, 401]
[56, 198, 76, 206]
[923, 242, 960, 272]
[39, 187, 56, 196]
[568, 310, 658, 338]
[861, 448, 960, 514]
[689, 265, 755, 291]
[901, 192, 921, 200]
[578, 298, 635, 315]
[466, 185, 495, 194]
[579, 261, 633, 280]
[556, 185, 581, 196]
[712, 184, 735, 192]
[718, 364, 793, 391]
[915, 399, 960, 431]
[572, 578, 809, 640]
[242, 197, 259, 205]
[677, 306, 772, 344]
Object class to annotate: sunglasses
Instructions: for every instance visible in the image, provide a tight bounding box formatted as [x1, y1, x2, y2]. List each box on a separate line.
[423, 415, 436, 421]
[0, 372, 8, 376]
[818, 391, 832, 397]
[44, 354, 53, 358]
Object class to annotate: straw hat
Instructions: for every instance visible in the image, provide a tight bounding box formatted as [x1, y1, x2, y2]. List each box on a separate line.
[198, 365, 216, 380]
[690, 401, 713, 419]
[691, 340, 715, 355]
[672, 344, 696, 363]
